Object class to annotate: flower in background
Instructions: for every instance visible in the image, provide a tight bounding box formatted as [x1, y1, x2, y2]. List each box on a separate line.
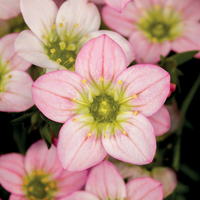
[91, 0, 131, 12]
[0, 0, 21, 20]
[61, 161, 163, 200]
[0, 33, 34, 112]
[0, 140, 88, 200]
[102, 0, 200, 63]
[32, 35, 170, 171]
[15, 0, 134, 73]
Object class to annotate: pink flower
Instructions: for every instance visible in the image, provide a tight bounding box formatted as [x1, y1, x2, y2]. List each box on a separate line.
[102, 0, 200, 63]
[61, 161, 163, 200]
[15, 0, 134, 73]
[0, 0, 21, 20]
[91, 0, 131, 12]
[32, 35, 170, 171]
[0, 140, 88, 200]
[0, 33, 34, 112]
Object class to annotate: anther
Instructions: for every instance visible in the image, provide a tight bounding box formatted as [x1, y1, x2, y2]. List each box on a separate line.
[104, 134, 107, 138]
[57, 59, 62, 63]
[82, 79, 86, 84]
[72, 98, 76, 102]
[73, 118, 78, 122]
[37, 170, 43, 175]
[8, 75, 12, 78]
[99, 77, 104, 81]
[75, 23, 79, 27]
[52, 24, 56, 29]
[42, 178, 48, 183]
[102, 101, 107, 105]
[45, 187, 49, 191]
[59, 23, 64, 27]
[43, 35, 47, 39]
[23, 178, 29, 185]
[49, 181, 56, 189]
[88, 133, 92, 137]
[154, 4, 160, 9]
[133, 111, 138, 115]
[152, 37, 157, 43]
[50, 49, 55, 53]
[0, 86, 4, 91]
[123, 131, 127, 135]
[66, 43, 76, 51]
[118, 80, 122, 84]
[69, 57, 74, 62]
[28, 186, 33, 191]
[30, 196, 35, 200]
[31, 171, 36, 176]
[140, 18, 144, 23]
[59, 42, 66, 50]
[85, 34, 89, 38]
[133, 94, 137, 98]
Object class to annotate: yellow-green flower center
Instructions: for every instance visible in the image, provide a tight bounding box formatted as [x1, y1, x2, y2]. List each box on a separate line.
[0, 60, 11, 93]
[137, 5, 183, 43]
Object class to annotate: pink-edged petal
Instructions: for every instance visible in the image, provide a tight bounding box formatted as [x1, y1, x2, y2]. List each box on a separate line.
[84, 30, 135, 65]
[20, 0, 58, 41]
[126, 177, 163, 200]
[57, 115, 107, 171]
[104, 0, 131, 13]
[75, 35, 127, 95]
[0, 0, 20, 20]
[172, 22, 200, 54]
[15, 30, 61, 70]
[0, 70, 34, 112]
[103, 113, 156, 165]
[9, 194, 28, 200]
[129, 31, 171, 63]
[55, 170, 88, 198]
[85, 161, 126, 200]
[60, 191, 99, 200]
[152, 167, 177, 198]
[148, 106, 171, 137]
[24, 140, 63, 179]
[53, 0, 66, 8]
[0, 153, 26, 195]
[32, 70, 90, 123]
[116, 64, 170, 117]
[102, 3, 139, 37]
[56, 0, 100, 41]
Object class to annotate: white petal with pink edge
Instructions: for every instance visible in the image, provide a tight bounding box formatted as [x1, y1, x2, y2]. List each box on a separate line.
[148, 105, 171, 136]
[56, 0, 100, 41]
[115, 64, 170, 117]
[32, 70, 90, 123]
[126, 177, 163, 200]
[24, 140, 63, 179]
[0, 153, 26, 195]
[83, 30, 135, 65]
[55, 170, 88, 198]
[57, 115, 107, 171]
[85, 161, 126, 200]
[15, 30, 61, 70]
[105, 0, 131, 13]
[20, 0, 58, 41]
[75, 35, 127, 95]
[102, 113, 156, 165]
[60, 191, 99, 200]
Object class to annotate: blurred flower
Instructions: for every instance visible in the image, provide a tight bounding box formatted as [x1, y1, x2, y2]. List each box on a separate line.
[168, 83, 177, 97]
[102, 0, 200, 63]
[0, 0, 21, 20]
[0, 140, 88, 200]
[15, 0, 134, 73]
[0, 33, 34, 112]
[61, 161, 163, 200]
[32, 35, 170, 171]
[91, 0, 131, 12]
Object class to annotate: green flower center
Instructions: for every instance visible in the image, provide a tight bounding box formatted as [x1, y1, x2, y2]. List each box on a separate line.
[90, 94, 119, 123]
[137, 5, 183, 43]
[23, 170, 57, 200]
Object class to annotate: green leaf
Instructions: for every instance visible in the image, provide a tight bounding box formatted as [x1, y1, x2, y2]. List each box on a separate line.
[10, 112, 34, 125]
[39, 125, 52, 149]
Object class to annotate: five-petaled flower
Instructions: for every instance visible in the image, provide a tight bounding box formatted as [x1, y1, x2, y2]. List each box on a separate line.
[61, 161, 164, 200]
[102, 0, 200, 63]
[32, 35, 170, 171]
[0, 140, 88, 200]
[15, 0, 134, 73]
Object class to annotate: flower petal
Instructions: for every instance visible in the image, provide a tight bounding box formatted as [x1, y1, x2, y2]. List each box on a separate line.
[32, 70, 90, 123]
[91, 0, 105, 5]
[56, 0, 100, 41]
[148, 106, 171, 136]
[75, 35, 127, 95]
[102, 113, 156, 165]
[15, 30, 61, 70]
[102, 3, 139, 37]
[85, 161, 126, 200]
[126, 177, 163, 200]
[55, 170, 88, 198]
[9, 194, 28, 200]
[20, 0, 58, 41]
[115, 64, 170, 117]
[0, 70, 34, 112]
[60, 191, 99, 200]
[0, 153, 26, 195]
[24, 140, 63, 179]
[57, 115, 107, 171]
[83, 30, 135, 65]
[152, 167, 177, 198]
[0, 0, 20, 20]
[104, 0, 131, 12]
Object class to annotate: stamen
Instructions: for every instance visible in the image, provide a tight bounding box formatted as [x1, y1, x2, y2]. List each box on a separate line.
[69, 57, 74, 62]
[152, 37, 157, 43]
[82, 79, 86, 84]
[154, 4, 160, 9]
[113, 120, 127, 136]
[133, 111, 138, 115]
[113, 80, 122, 95]
[85, 34, 89, 38]
[81, 79, 94, 96]
[66, 43, 76, 51]
[0, 86, 4, 91]
[8, 75, 12, 78]
[43, 35, 47, 39]
[30, 196, 35, 200]
[57, 59, 62, 64]
[75, 23, 79, 27]
[72, 98, 90, 107]
[45, 187, 49, 191]
[59, 23, 64, 27]
[31, 171, 36, 176]
[59, 42, 66, 50]
[102, 101, 107, 105]
[52, 24, 56, 29]
[87, 133, 92, 137]
[99, 77, 104, 81]
[118, 94, 138, 105]
[37, 170, 43, 175]
[49, 181, 56, 189]
[133, 94, 137, 98]
[104, 134, 107, 138]
[50, 49, 55, 53]
[23, 178, 29, 185]
[42, 178, 48, 183]
[73, 117, 78, 122]
[28, 186, 33, 191]
[123, 131, 127, 135]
